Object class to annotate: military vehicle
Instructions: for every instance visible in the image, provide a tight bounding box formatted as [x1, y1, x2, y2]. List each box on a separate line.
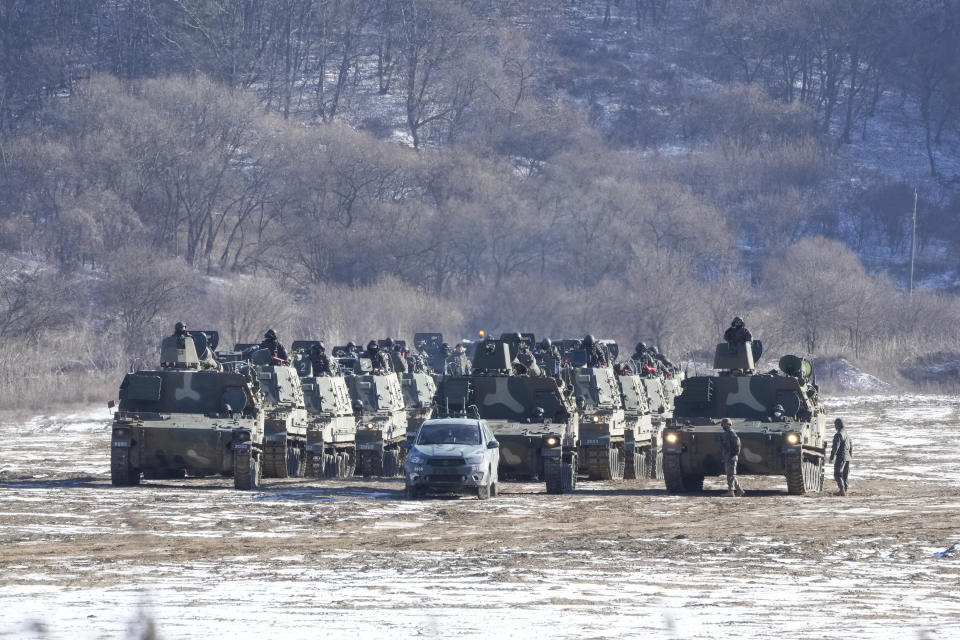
[110, 330, 266, 490]
[617, 372, 659, 479]
[347, 358, 408, 476]
[571, 358, 627, 481]
[434, 339, 580, 494]
[662, 342, 826, 495]
[400, 370, 437, 444]
[291, 341, 357, 478]
[247, 348, 309, 478]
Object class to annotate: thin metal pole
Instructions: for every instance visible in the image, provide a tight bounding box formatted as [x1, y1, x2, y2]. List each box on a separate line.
[909, 188, 918, 300]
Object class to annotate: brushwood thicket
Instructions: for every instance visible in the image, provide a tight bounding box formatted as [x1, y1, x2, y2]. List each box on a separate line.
[2, 1, 960, 406]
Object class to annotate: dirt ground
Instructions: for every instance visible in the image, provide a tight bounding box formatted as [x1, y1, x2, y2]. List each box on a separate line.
[1, 395, 959, 639]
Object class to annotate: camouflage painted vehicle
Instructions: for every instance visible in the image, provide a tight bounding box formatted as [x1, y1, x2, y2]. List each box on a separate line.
[662, 342, 827, 495]
[617, 372, 660, 479]
[400, 371, 437, 444]
[571, 361, 627, 481]
[435, 339, 580, 494]
[290, 342, 357, 479]
[247, 348, 309, 478]
[346, 359, 408, 477]
[110, 331, 266, 490]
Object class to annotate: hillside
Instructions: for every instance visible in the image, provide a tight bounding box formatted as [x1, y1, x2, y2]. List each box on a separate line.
[1, 0, 960, 406]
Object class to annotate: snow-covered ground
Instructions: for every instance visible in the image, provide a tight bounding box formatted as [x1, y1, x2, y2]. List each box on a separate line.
[1, 397, 959, 639]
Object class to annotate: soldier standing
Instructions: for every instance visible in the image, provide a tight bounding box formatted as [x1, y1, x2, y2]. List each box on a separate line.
[260, 329, 288, 361]
[829, 418, 853, 496]
[719, 418, 745, 497]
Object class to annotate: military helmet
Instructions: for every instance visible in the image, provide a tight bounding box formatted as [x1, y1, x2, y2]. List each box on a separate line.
[651, 346, 660, 354]
[533, 406, 544, 417]
[174, 321, 186, 333]
[732, 316, 744, 327]
[721, 418, 732, 428]
[834, 418, 844, 428]
[541, 338, 552, 348]
[384, 337, 394, 348]
[265, 328, 277, 340]
[635, 341, 646, 352]
[583, 334, 595, 345]
[366, 340, 378, 351]
[774, 404, 784, 412]
[347, 341, 356, 349]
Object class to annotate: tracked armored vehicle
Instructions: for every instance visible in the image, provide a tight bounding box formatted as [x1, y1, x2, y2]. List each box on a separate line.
[110, 331, 266, 490]
[617, 372, 659, 479]
[435, 339, 580, 494]
[401, 371, 437, 443]
[347, 358, 408, 477]
[571, 359, 627, 481]
[247, 348, 309, 478]
[662, 342, 826, 495]
[291, 342, 357, 479]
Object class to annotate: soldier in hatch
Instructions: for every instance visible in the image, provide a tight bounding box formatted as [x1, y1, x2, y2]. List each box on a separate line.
[364, 340, 393, 373]
[172, 321, 189, 338]
[631, 342, 657, 374]
[384, 338, 409, 374]
[829, 418, 853, 496]
[515, 345, 541, 377]
[719, 418, 746, 497]
[765, 404, 788, 423]
[582, 334, 606, 367]
[260, 329, 288, 361]
[526, 406, 546, 424]
[451, 343, 472, 376]
[723, 317, 752, 351]
[309, 342, 339, 377]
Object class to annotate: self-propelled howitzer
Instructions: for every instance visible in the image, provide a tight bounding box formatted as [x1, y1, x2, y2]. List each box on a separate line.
[662, 342, 826, 494]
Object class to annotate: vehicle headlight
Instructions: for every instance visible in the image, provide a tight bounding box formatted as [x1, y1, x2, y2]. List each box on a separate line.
[545, 436, 559, 447]
[407, 451, 426, 464]
[664, 432, 679, 444]
[464, 454, 484, 465]
[592, 415, 600, 423]
[785, 432, 800, 445]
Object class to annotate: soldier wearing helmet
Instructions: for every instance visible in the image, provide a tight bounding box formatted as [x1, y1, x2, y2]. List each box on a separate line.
[389, 341, 408, 374]
[345, 341, 358, 357]
[365, 339, 392, 373]
[719, 418, 745, 497]
[446, 343, 471, 376]
[309, 341, 339, 377]
[582, 334, 605, 367]
[526, 406, 545, 423]
[724, 316, 753, 351]
[260, 329, 288, 361]
[631, 341, 657, 374]
[768, 404, 787, 422]
[829, 418, 853, 496]
[172, 321, 189, 337]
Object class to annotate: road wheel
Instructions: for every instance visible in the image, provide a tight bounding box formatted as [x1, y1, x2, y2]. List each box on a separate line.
[612, 446, 625, 481]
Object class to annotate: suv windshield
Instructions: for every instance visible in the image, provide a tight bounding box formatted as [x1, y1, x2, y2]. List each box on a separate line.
[418, 423, 481, 445]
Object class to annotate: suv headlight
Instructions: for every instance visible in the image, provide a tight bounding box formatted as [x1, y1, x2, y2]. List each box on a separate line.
[407, 451, 426, 464]
[464, 454, 484, 465]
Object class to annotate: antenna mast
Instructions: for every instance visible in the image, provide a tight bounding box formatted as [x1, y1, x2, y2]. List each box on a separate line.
[909, 188, 918, 300]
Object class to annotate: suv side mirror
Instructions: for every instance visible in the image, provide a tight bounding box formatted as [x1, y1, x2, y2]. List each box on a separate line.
[487, 440, 499, 449]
